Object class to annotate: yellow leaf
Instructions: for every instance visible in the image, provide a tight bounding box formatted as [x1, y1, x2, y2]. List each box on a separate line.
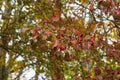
[83, 66, 88, 71]
[74, 19, 85, 32]
[80, 0, 89, 4]
[89, 23, 96, 32]
[80, 0, 84, 3]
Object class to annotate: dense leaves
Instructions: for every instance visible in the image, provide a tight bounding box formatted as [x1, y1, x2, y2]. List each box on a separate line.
[0, 0, 120, 80]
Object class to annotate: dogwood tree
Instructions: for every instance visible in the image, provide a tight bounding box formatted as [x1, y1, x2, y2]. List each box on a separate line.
[0, 0, 120, 80]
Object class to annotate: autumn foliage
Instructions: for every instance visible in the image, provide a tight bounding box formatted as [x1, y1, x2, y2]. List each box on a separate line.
[0, 0, 120, 80]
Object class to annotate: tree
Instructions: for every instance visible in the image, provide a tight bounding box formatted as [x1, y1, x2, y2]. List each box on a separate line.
[0, 0, 120, 80]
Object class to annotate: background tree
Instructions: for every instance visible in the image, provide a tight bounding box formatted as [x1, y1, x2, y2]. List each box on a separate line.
[0, 0, 120, 80]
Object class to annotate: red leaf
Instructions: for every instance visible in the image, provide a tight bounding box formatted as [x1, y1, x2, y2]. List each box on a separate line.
[21, 28, 29, 33]
[30, 29, 37, 35]
[61, 26, 66, 31]
[72, 39, 78, 45]
[52, 16, 60, 22]
[39, 44, 48, 52]
[82, 42, 91, 49]
[70, 24, 74, 27]
[102, 7, 108, 14]
[70, 0, 75, 3]
[73, 29, 80, 35]
[52, 39, 60, 50]
[38, 30, 42, 34]
[84, 35, 91, 41]
[98, 0, 103, 5]
[106, 49, 114, 57]
[45, 18, 51, 23]
[94, 67, 101, 75]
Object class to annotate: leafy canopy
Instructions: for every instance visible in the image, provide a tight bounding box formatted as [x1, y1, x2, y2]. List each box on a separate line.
[0, 0, 120, 80]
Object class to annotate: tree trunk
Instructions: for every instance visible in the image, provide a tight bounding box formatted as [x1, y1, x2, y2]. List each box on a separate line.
[0, 49, 9, 80]
[0, 0, 11, 79]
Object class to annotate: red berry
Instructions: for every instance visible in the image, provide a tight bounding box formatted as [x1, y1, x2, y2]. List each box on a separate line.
[113, 41, 116, 45]
[61, 33, 64, 37]
[89, 5, 94, 10]
[92, 78, 97, 80]
[59, 45, 65, 51]
[58, 37, 61, 39]
[110, 1, 112, 6]
[112, 49, 116, 53]
[69, 36, 72, 39]
[75, 38, 78, 41]
[36, 35, 41, 40]
[90, 41, 95, 46]
[109, 53, 114, 57]
[117, 70, 120, 74]
[79, 39, 82, 43]
[99, 37, 103, 41]
[68, 42, 72, 46]
[80, 33, 84, 37]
